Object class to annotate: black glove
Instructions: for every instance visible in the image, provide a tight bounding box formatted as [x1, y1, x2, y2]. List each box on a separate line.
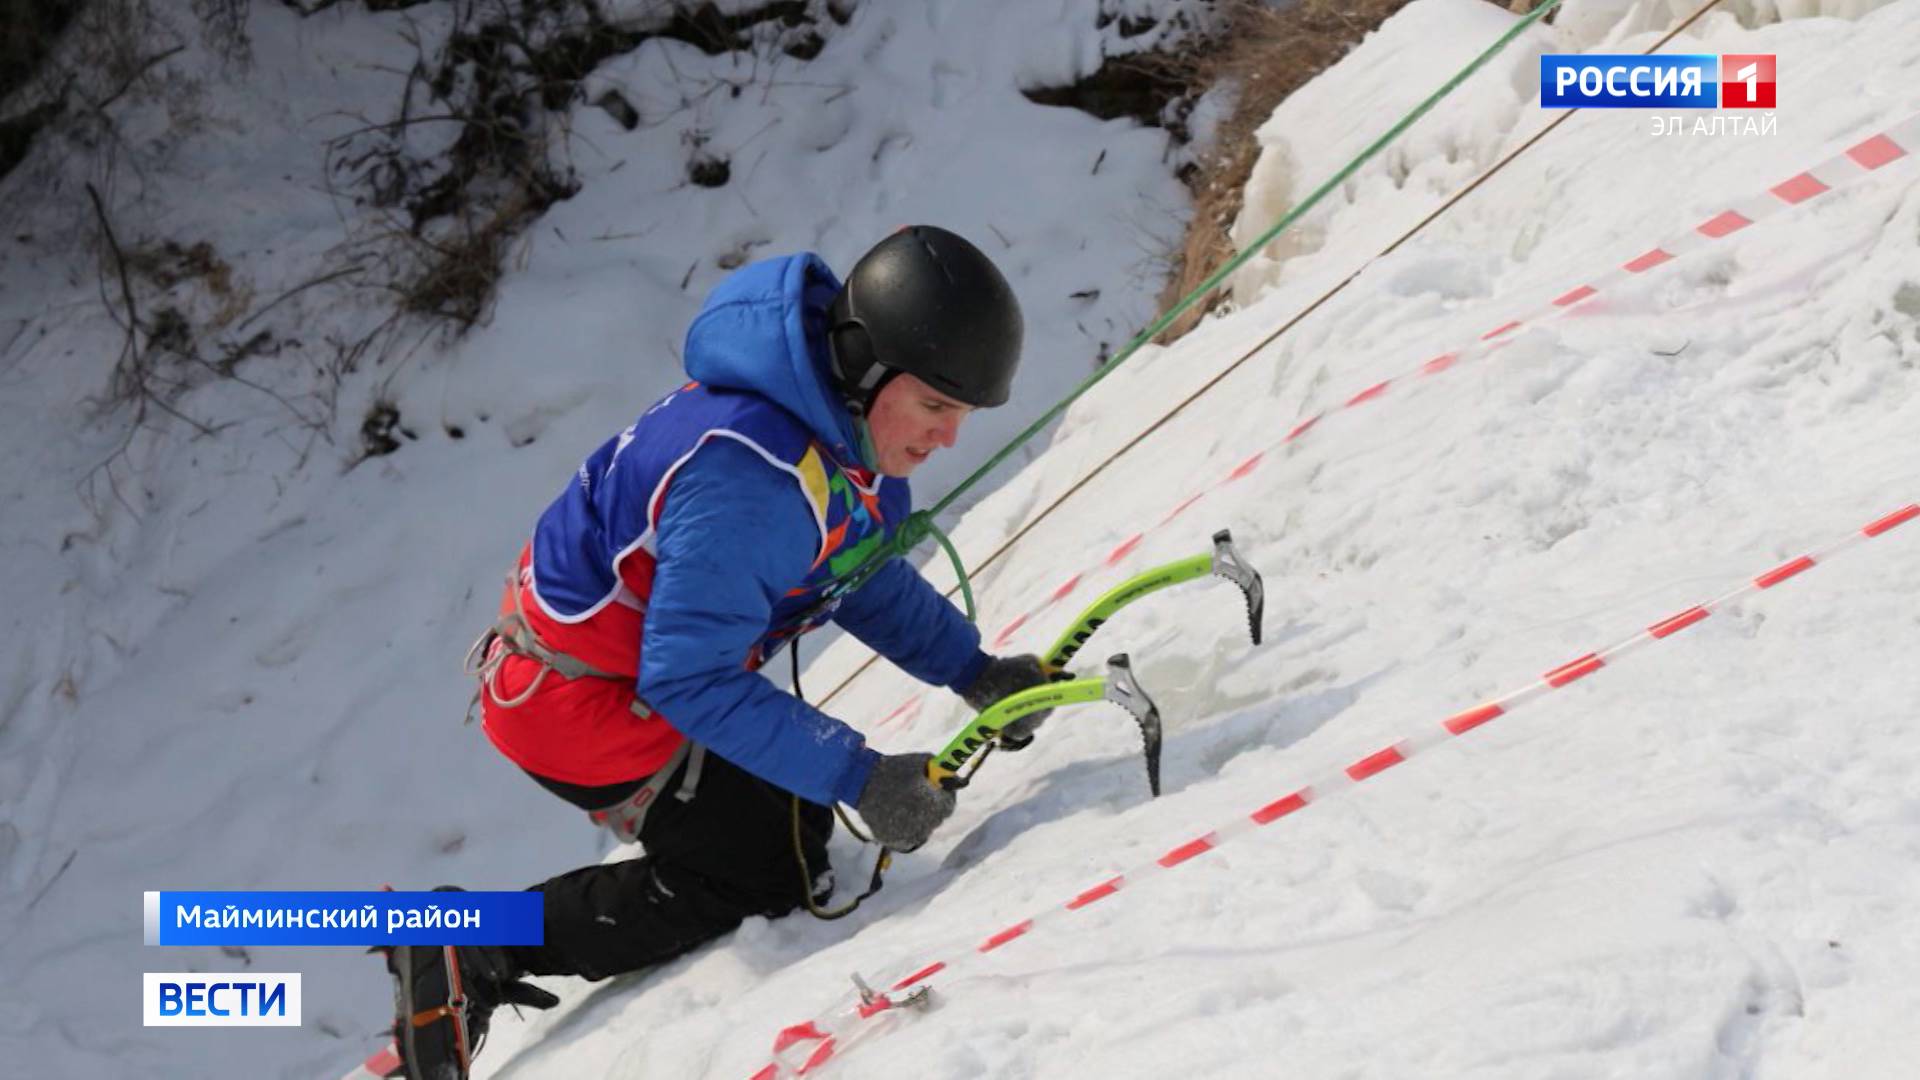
[960, 654, 1054, 751]
[856, 752, 956, 850]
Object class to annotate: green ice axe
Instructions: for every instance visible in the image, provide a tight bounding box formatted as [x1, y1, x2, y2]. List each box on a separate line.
[1038, 529, 1264, 674]
[927, 654, 1163, 795]
[924, 530, 1266, 796]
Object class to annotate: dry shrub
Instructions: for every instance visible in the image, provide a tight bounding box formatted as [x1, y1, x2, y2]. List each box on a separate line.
[125, 237, 250, 327]
[392, 191, 525, 327]
[329, 0, 836, 334]
[1155, 0, 1414, 344]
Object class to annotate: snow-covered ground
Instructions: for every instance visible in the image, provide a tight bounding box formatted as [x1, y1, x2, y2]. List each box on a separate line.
[6, 0, 1920, 1077]
[0, 0, 1193, 1074]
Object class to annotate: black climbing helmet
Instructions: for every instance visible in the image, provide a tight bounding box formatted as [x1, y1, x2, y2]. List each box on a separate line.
[826, 225, 1024, 414]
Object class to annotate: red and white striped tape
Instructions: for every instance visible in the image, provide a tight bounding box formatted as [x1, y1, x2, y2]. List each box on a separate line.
[867, 115, 1920, 733]
[814, 109, 1920, 1051]
[973, 114, 1920, 654]
[871, 115, 1920, 730]
[756, 500, 1920, 1077]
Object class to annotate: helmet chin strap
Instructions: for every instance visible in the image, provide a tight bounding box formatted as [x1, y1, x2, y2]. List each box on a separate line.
[852, 416, 881, 472]
[839, 365, 899, 473]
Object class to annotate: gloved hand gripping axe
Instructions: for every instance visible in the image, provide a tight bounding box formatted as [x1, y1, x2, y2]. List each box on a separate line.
[925, 529, 1266, 798]
[928, 654, 1163, 794]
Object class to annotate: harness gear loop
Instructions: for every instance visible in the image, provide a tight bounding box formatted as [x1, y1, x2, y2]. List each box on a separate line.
[463, 566, 658, 724]
[585, 742, 708, 844]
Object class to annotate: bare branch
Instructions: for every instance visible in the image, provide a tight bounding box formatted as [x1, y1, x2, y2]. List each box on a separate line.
[89, 45, 186, 115]
[236, 264, 367, 332]
[85, 181, 142, 369]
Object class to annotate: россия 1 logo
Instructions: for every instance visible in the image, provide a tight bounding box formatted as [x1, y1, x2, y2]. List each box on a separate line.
[1541, 54, 1776, 109]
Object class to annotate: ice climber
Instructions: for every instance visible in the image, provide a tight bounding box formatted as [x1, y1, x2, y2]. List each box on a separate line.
[381, 226, 1059, 1079]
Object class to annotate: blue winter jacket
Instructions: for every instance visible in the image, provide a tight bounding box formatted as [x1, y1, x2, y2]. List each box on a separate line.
[636, 254, 988, 807]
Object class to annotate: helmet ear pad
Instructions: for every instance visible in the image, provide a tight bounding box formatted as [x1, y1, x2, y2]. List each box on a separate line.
[826, 295, 897, 417]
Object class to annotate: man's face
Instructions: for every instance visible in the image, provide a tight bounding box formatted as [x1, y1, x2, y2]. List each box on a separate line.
[865, 373, 975, 477]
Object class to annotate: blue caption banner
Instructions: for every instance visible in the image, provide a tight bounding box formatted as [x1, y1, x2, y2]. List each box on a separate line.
[144, 891, 544, 947]
[1541, 54, 1718, 109]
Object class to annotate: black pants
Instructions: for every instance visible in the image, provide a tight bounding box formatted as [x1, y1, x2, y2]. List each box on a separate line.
[506, 752, 834, 981]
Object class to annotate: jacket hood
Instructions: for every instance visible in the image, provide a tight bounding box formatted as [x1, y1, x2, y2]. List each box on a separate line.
[681, 253, 865, 464]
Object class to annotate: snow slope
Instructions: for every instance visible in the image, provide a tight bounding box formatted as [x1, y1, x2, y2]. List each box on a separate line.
[7, 0, 1920, 1077]
[513, 2, 1920, 1077]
